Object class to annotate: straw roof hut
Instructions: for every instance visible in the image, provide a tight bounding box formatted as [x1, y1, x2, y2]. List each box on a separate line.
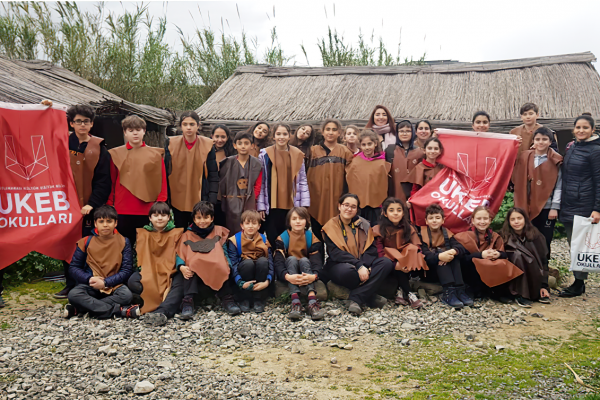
[0, 56, 176, 148]
[196, 52, 600, 151]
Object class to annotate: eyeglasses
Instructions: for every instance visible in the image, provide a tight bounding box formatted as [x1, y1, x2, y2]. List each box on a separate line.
[341, 203, 357, 210]
[73, 119, 92, 125]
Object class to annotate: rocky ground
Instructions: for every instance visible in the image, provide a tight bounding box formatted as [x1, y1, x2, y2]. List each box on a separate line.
[1, 239, 599, 400]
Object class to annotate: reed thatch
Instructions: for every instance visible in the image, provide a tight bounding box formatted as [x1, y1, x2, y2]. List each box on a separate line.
[196, 52, 600, 134]
[0, 56, 176, 127]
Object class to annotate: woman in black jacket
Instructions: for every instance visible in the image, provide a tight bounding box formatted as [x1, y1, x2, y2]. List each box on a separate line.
[559, 115, 600, 297]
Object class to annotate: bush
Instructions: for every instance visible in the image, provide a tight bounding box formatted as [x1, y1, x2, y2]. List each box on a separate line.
[2, 252, 62, 288]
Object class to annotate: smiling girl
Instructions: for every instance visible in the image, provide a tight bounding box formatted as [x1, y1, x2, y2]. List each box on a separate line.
[211, 124, 235, 165]
[385, 120, 424, 202]
[472, 111, 491, 132]
[414, 120, 434, 149]
[366, 105, 397, 149]
[247, 121, 272, 158]
[407, 137, 445, 201]
[290, 124, 316, 165]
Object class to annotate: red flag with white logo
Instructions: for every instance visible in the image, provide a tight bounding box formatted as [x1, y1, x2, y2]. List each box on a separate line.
[0, 103, 82, 269]
[408, 129, 519, 232]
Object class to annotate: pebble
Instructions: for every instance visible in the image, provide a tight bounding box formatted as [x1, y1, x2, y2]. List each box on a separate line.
[107, 367, 122, 377]
[343, 344, 353, 350]
[531, 313, 544, 318]
[330, 357, 337, 364]
[346, 366, 353, 371]
[96, 382, 109, 393]
[133, 380, 155, 394]
[465, 333, 476, 341]
[495, 345, 506, 351]
[238, 360, 247, 367]
[400, 339, 411, 346]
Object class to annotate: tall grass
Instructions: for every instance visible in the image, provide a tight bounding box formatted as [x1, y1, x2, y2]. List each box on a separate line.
[0, 2, 425, 110]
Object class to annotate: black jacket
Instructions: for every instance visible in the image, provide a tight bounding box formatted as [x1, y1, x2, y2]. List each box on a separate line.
[323, 232, 378, 270]
[560, 136, 600, 223]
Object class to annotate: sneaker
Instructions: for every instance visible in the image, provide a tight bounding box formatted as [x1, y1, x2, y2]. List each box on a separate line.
[63, 304, 78, 319]
[407, 292, 424, 310]
[181, 297, 194, 320]
[539, 295, 551, 304]
[253, 299, 265, 314]
[144, 312, 168, 327]
[347, 300, 362, 316]
[440, 288, 463, 309]
[220, 295, 241, 316]
[515, 296, 533, 308]
[307, 301, 326, 321]
[120, 305, 141, 318]
[369, 294, 388, 309]
[455, 286, 474, 307]
[288, 302, 304, 320]
[559, 280, 585, 298]
[395, 289, 409, 306]
[53, 287, 70, 299]
[239, 300, 251, 313]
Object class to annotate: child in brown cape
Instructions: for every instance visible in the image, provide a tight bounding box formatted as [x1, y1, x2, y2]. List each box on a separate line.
[385, 120, 424, 202]
[247, 121, 272, 158]
[177, 202, 241, 319]
[227, 210, 274, 313]
[343, 125, 361, 155]
[512, 127, 562, 259]
[500, 207, 550, 307]
[509, 103, 558, 155]
[274, 207, 326, 321]
[126, 202, 184, 327]
[454, 206, 523, 302]
[346, 130, 391, 227]
[407, 137, 445, 202]
[373, 197, 426, 309]
[307, 118, 354, 241]
[418, 204, 472, 309]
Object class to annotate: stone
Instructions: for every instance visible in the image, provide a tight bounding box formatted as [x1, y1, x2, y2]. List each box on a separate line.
[346, 366, 353, 371]
[157, 372, 172, 380]
[400, 339, 410, 346]
[495, 345, 506, 351]
[107, 368, 121, 377]
[465, 333, 476, 341]
[96, 382, 109, 393]
[97, 345, 111, 355]
[331, 364, 341, 369]
[44, 386, 53, 392]
[133, 380, 155, 394]
[327, 309, 341, 317]
[475, 342, 485, 348]
[400, 323, 417, 330]
[238, 360, 247, 367]
[330, 357, 337, 364]
[327, 281, 350, 300]
[343, 344, 353, 350]
[531, 313, 544, 318]
[157, 361, 173, 369]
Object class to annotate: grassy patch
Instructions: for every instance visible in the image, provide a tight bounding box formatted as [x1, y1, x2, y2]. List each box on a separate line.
[5, 281, 67, 304]
[0, 322, 10, 330]
[365, 330, 600, 399]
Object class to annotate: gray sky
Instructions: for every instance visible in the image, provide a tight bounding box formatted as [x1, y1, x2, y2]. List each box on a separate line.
[91, 0, 600, 66]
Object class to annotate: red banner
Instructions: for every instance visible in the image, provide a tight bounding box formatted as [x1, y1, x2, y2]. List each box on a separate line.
[0, 103, 82, 270]
[408, 129, 519, 232]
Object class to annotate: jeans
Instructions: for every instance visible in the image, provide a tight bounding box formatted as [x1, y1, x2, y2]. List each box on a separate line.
[285, 256, 314, 294]
[68, 284, 132, 319]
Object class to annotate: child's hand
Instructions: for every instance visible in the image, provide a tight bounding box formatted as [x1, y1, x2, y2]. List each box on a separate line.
[540, 288, 550, 299]
[242, 280, 256, 290]
[89, 277, 105, 290]
[253, 280, 269, 291]
[406, 201, 412, 209]
[41, 99, 53, 107]
[438, 252, 454, 263]
[180, 265, 193, 279]
[357, 266, 370, 282]
[81, 205, 93, 215]
[516, 136, 523, 144]
[548, 209, 558, 220]
[482, 250, 493, 259]
[299, 273, 317, 285]
[259, 211, 266, 221]
[285, 274, 303, 285]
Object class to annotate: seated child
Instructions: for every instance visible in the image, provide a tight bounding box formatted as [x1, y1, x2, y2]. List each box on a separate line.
[500, 207, 550, 307]
[177, 201, 241, 319]
[273, 207, 325, 321]
[418, 204, 472, 309]
[227, 210, 274, 313]
[65, 206, 136, 319]
[126, 202, 185, 326]
[454, 206, 523, 302]
[373, 197, 426, 309]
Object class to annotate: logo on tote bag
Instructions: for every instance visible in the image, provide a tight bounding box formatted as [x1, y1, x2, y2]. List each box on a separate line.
[585, 232, 600, 250]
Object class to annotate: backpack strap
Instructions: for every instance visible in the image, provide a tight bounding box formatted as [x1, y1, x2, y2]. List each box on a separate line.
[260, 233, 267, 244]
[280, 230, 290, 252]
[234, 231, 243, 257]
[305, 230, 313, 248]
[83, 235, 93, 252]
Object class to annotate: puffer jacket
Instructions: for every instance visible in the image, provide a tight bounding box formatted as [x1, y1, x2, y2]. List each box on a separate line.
[560, 135, 600, 223]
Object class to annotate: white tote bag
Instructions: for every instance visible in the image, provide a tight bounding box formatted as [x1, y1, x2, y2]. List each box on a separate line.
[570, 215, 600, 273]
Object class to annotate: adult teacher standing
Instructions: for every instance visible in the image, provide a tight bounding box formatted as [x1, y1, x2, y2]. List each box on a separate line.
[559, 115, 600, 298]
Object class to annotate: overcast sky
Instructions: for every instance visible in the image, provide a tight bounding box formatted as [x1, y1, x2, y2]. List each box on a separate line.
[88, 0, 599, 67]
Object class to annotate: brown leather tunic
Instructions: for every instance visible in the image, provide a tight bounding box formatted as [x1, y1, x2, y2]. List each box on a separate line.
[322, 216, 374, 259]
[390, 146, 424, 201]
[70, 135, 103, 207]
[373, 225, 427, 271]
[76, 232, 126, 294]
[109, 145, 164, 202]
[346, 156, 391, 208]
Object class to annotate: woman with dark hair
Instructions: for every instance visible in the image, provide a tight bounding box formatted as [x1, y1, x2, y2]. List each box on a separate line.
[247, 121, 272, 158]
[414, 120, 434, 149]
[211, 124, 236, 165]
[365, 105, 397, 149]
[322, 193, 394, 315]
[559, 115, 600, 297]
[472, 111, 491, 132]
[290, 124, 316, 166]
[501, 207, 550, 307]
[165, 111, 219, 228]
[385, 120, 424, 202]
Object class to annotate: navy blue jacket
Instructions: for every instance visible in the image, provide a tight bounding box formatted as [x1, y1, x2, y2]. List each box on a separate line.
[227, 236, 274, 284]
[69, 232, 133, 288]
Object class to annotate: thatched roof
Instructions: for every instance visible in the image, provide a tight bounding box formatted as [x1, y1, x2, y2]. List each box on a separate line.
[196, 52, 600, 133]
[0, 56, 175, 127]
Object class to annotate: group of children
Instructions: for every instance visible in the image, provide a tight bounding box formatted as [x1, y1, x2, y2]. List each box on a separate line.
[39, 100, 568, 321]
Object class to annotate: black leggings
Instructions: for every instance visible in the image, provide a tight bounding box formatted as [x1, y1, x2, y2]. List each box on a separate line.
[117, 214, 149, 249]
[172, 207, 192, 229]
[531, 208, 554, 260]
[263, 208, 289, 249]
[423, 258, 464, 287]
[127, 271, 185, 318]
[183, 273, 232, 298]
[327, 258, 395, 305]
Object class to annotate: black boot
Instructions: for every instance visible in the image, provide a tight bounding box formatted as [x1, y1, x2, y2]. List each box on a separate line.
[220, 294, 241, 316]
[559, 279, 585, 298]
[455, 286, 474, 307]
[180, 297, 195, 320]
[441, 287, 463, 309]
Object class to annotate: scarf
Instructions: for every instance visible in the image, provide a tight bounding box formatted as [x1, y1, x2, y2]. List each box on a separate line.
[190, 222, 215, 239]
[372, 124, 391, 135]
[356, 151, 385, 161]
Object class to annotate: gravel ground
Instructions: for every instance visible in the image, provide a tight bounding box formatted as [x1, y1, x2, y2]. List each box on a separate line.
[0, 238, 597, 400]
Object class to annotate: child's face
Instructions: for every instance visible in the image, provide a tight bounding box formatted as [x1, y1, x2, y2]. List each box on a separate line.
[193, 212, 214, 229]
[416, 122, 432, 141]
[253, 124, 269, 140]
[345, 129, 358, 144]
[296, 126, 312, 142]
[426, 213, 444, 231]
[472, 116, 490, 132]
[150, 213, 169, 232]
[373, 108, 388, 126]
[384, 202, 404, 224]
[509, 211, 525, 232]
[70, 114, 93, 136]
[274, 126, 290, 148]
[533, 134, 551, 153]
[425, 141, 441, 161]
[360, 137, 376, 157]
[397, 126, 412, 143]
[212, 128, 228, 149]
[94, 217, 117, 237]
[472, 210, 491, 232]
[234, 138, 252, 155]
[181, 117, 199, 137]
[520, 109, 538, 126]
[322, 123, 340, 144]
[124, 128, 145, 146]
[289, 211, 307, 233]
[241, 219, 260, 236]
